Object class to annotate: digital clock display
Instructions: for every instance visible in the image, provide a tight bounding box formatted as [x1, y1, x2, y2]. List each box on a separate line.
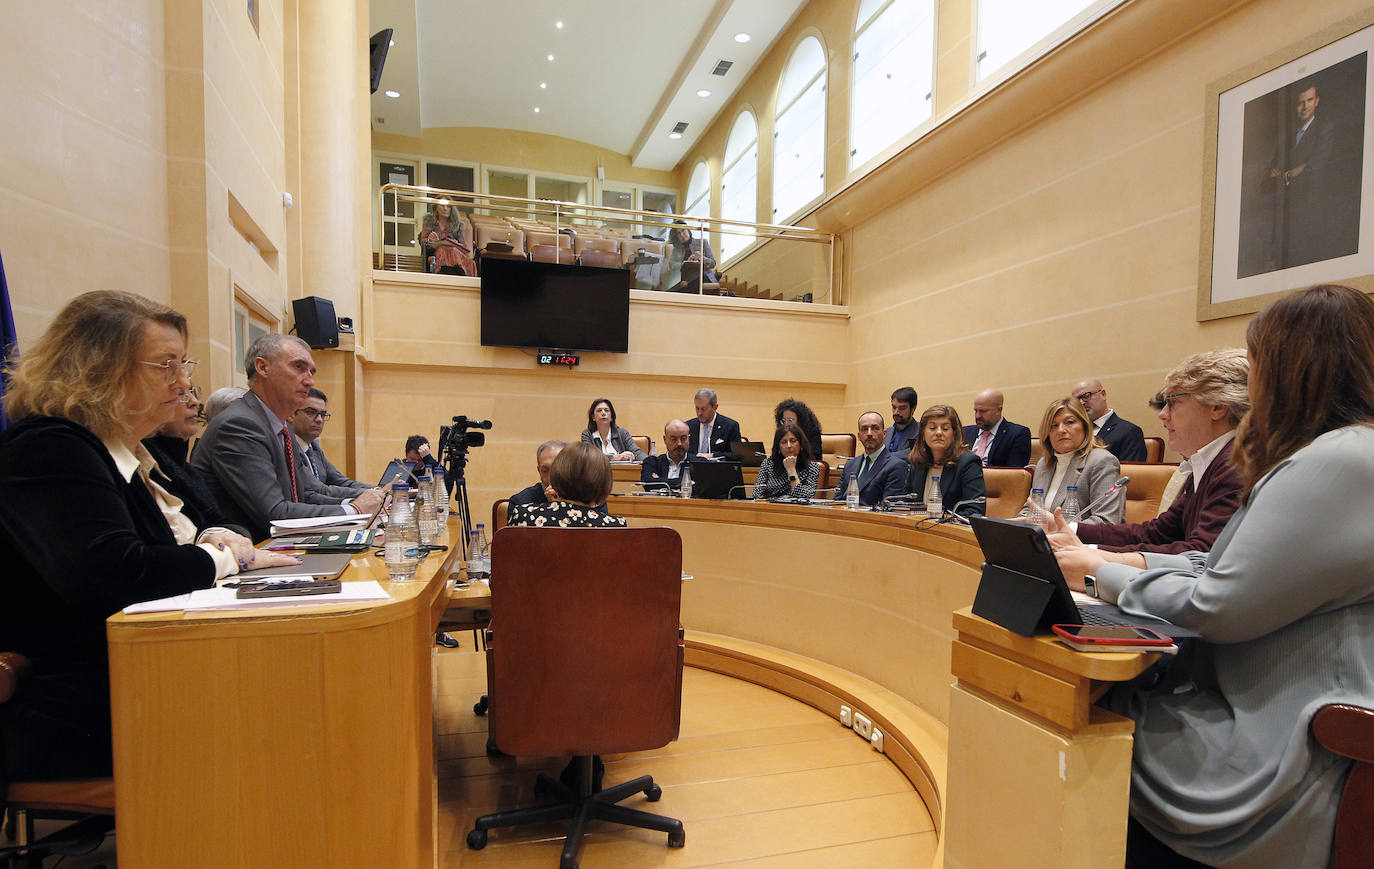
[537, 352, 580, 367]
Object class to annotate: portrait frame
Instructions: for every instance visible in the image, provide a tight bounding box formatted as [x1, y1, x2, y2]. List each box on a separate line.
[1198, 8, 1374, 321]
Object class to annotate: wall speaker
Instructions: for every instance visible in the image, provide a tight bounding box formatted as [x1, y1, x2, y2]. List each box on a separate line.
[292, 296, 339, 350]
[369, 29, 393, 95]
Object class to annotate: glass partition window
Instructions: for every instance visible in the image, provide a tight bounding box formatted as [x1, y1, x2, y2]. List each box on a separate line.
[773, 37, 827, 223]
[850, 0, 936, 170]
[641, 190, 678, 238]
[684, 162, 710, 221]
[720, 111, 758, 263]
[976, 0, 1106, 81]
[534, 175, 588, 206]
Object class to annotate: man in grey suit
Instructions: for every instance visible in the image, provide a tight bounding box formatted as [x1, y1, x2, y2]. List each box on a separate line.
[1073, 378, 1147, 463]
[193, 335, 384, 541]
[290, 387, 368, 498]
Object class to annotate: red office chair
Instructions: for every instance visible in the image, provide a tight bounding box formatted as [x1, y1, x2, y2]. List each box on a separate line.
[1312, 703, 1374, 867]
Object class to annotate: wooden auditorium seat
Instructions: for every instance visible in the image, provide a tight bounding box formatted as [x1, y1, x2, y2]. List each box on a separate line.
[491, 498, 511, 532]
[1312, 703, 1374, 867]
[1029, 437, 1044, 465]
[1120, 462, 1176, 523]
[632, 435, 652, 456]
[578, 249, 622, 268]
[983, 467, 1033, 519]
[473, 224, 526, 260]
[820, 433, 857, 459]
[1143, 436, 1165, 463]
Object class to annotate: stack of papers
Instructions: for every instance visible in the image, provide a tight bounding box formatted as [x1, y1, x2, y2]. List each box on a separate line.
[123, 580, 392, 614]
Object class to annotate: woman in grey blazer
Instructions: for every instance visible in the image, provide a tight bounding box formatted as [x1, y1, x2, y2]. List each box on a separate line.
[580, 397, 647, 462]
[1019, 397, 1124, 523]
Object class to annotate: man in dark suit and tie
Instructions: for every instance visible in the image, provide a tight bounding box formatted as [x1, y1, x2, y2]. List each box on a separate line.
[963, 389, 1032, 467]
[290, 387, 368, 498]
[1073, 378, 1147, 463]
[687, 388, 744, 459]
[193, 334, 384, 541]
[641, 420, 693, 491]
[833, 412, 907, 507]
[508, 439, 565, 519]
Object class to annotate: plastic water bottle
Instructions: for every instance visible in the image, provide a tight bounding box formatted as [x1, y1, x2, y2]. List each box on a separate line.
[473, 523, 490, 576]
[680, 463, 693, 499]
[1028, 487, 1051, 529]
[929, 475, 943, 516]
[384, 482, 420, 581]
[432, 465, 449, 526]
[416, 472, 439, 544]
[1061, 485, 1081, 525]
[846, 475, 860, 510]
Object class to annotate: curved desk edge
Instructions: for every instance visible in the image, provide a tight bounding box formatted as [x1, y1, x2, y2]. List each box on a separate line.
[685, 629, 946, 864]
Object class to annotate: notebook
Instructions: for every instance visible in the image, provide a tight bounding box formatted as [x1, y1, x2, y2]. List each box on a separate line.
[729, 441, 767, 467]
[968, 515, 1197, 638]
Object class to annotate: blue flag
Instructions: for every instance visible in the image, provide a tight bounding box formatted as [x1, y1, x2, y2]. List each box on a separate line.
[0, 248, 16, 431]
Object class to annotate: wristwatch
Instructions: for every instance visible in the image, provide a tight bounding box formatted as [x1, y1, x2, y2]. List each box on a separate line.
[788, 474, 799, 482]
[1083, 575, 1099, 598]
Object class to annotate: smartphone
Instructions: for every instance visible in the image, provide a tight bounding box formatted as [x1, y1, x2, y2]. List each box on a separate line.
[1051, 624, 1173, 645]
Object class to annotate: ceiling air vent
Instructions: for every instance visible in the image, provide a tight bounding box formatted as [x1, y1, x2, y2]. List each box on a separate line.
[671, 121, 689, 135]
[711, 60, 733, 77]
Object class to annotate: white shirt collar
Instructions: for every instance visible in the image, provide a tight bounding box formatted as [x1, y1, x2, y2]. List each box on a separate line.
[1093, 409, 1116, 432]
[864, 444, 886, 460]
[1178, 430, 1235, 482]
[102, 437, 155, 483]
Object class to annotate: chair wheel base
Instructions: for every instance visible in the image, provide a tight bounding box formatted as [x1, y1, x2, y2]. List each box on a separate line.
[466, 828, 487, 850]
[646, 783, 662, 801]
[669, 828, 686, 847]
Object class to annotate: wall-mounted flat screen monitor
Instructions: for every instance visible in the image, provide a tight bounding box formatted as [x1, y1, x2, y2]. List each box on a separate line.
[480, 258, 630, 353]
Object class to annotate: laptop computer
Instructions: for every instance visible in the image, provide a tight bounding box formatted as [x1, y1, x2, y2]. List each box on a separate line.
[688, 461, 747, 500]
[729, 441, 767, 467]
[968, 515, 1197, 638]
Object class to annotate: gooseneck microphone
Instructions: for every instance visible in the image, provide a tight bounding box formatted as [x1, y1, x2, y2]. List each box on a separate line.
[1078, 476, 1130, 520]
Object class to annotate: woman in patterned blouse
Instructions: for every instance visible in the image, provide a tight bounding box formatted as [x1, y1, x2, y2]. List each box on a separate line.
[754, 423, 820, 500]
[507, 442, 626, 528]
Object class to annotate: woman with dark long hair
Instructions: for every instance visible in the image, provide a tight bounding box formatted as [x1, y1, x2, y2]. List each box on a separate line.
[904, 405, 985, 517]
[1051, 284, 1374, 867]
[579, 397, 646, 462]
[753, 423, 819, 500]
[773, 397, 824, 457]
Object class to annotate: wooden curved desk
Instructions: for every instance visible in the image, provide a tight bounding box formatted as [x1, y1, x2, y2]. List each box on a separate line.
[107, 541, 454, 868]
[614, 496, 1152, 869]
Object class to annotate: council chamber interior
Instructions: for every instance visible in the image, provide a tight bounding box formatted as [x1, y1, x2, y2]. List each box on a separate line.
[3, 0, 1373, 866]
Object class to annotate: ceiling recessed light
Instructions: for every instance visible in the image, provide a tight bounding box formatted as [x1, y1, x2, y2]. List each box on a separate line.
[555, 20, 563, 29]
[540, 82, 547, 89]
[696, 89, 711, 98]
[547, 54, 555, 61]
[384, 90, 400, 98]
[733, 32, 751, 43]
[534, 107, 541, 113]
[668, 132, 682, 139]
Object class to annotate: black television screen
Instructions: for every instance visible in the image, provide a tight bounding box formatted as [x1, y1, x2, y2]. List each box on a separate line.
[480, 258, 630, 353]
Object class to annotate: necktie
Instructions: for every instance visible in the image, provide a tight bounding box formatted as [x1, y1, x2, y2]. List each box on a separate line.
[856, 455, 870, 483]
[1296, 128, 1305, 147]
[974, 429, 992, 459]
[699, 423, 712, 456]
[281, 425, 299, 500]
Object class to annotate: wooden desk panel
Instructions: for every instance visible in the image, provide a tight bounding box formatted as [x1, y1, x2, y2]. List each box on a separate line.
[107, 529, 459, 868]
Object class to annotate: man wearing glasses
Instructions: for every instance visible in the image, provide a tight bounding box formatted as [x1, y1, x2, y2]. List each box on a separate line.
[1071, 378, 1147, 463]
[290, 388, 368, 497]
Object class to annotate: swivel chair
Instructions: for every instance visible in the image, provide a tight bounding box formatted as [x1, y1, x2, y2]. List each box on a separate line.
[466, 526, 686, 868]
[1313, 702, 1374, 867]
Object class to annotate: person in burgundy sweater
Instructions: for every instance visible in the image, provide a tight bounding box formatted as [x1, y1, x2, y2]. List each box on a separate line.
[1077, 349, 1249, 555]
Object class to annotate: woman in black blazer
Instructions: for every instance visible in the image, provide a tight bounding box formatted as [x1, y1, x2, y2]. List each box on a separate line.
[905, 405, 986, 518]
[0, 291, 296, 780]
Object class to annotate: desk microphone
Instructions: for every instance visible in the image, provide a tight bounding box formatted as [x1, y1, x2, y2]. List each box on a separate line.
[938, 496, 987, 525]
[1079, 476, 1130, 520]
[634, 481, 673, 495]
[727, 485, 753, 500]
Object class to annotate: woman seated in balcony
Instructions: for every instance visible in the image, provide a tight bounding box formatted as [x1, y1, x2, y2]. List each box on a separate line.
[419, 199, 476, 276]
[754, 423, 819, 501]
[1019, 397, 1125, 523]
[662, 221, 717, 293]
[1050, 284, 1374, 868]
[580, 398, 646, 462]
[904, 405, 985, 517]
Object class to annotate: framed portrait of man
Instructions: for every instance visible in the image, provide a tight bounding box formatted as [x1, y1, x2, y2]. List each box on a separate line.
[1199, 9, 1374, 320]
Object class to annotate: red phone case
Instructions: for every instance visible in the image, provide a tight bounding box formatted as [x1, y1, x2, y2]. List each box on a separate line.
[1051, 624, 1173, 645]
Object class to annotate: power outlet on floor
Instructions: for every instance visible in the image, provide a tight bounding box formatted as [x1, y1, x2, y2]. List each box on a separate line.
[839, 705, 853, 727]
[870, 728, 884, 753]
[852, 711, 873, 739]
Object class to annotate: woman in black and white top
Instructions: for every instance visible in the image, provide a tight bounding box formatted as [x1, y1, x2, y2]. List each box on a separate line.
[754, 423, 820, 500]
[579, 397, 646, 463]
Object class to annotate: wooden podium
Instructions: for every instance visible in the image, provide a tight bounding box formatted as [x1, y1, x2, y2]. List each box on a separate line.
[944, 607, 1159, 869]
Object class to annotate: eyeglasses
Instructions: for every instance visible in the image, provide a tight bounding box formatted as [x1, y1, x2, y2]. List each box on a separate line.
[1074, 389, 1103, 404]
[139, 358, 197, 383]
[295, 408, 332, 421]
[1147, 393, 1167, 411]
[1160, 392, 1191, 411]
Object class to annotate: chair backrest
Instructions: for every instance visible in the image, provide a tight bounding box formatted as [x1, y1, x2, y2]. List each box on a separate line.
[632, 435, 652, 455]
[983, 467, 1033, 519]
[1143, 436, 1165, 463]
[473, 224, 526, 256]
[524, 228, 571, 250]
[1120, 462, 1176, 523]
[578, 249, 622, 269]
[1029, 437, 1044, 465]
[488, 526, 683, 757]
[529, 244, 575, 265]
[491, 498, 511, 532]
[0, 652, 32, 704]
[1313, 703, 1374, 868]
[815, 459, 831, 493]
[575, 235, 620, 255]
[820, 433, 857, 459]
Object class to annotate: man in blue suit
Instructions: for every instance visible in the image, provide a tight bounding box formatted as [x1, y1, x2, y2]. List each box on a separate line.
[687, 388, 744, 459]
[1074, 378, 1147, 462]
[963, 389, 1032, 467]
[641, 420, 694, 491]
[833, 412, 907, 507]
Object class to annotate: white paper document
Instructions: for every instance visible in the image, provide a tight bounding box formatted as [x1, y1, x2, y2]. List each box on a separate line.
[268, 514, 372, 536]
[123, 581, 392, 614]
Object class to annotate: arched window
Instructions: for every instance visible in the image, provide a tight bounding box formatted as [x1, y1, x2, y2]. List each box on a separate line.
[850, 0, 936, 170]
[719, 111, 757, 263]
[772, 36, 827, 223]
[976, 0, 1103, 81]
[684, 161, 710, 220]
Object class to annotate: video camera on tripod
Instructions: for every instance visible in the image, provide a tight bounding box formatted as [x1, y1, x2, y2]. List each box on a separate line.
[436, 416, 492, 555]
